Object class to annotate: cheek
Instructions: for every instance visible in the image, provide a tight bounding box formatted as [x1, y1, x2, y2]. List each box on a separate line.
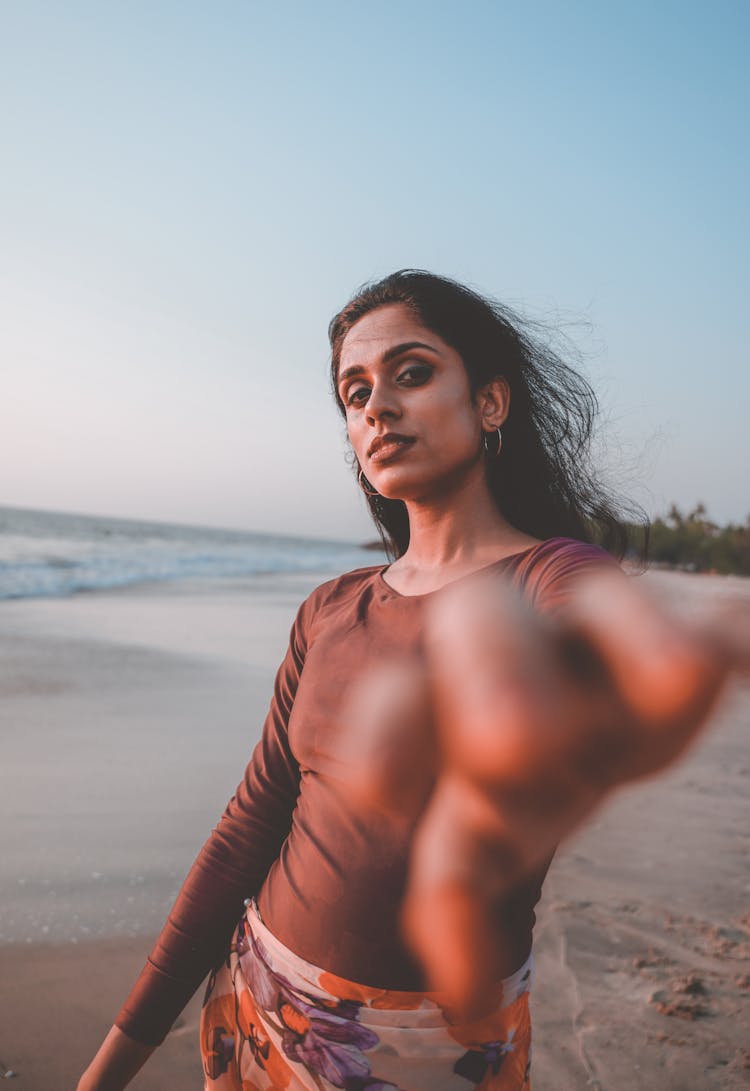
[427, 392, 480, 446]
[345, 418, 366, 458]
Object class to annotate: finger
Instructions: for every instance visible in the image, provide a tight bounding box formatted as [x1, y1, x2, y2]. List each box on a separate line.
[425, 577, 627, 800]
[424, 578, 569, 788]
[403, 879, 503, 1023]
[330, 658, 437, 818]
[401, 775, 522, 1017]
[694, 595, 750, 675]
[563, 570, 729, 774]
[423, 574, 625, 852]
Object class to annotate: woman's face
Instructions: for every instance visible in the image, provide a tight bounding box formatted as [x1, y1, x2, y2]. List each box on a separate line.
[337, 304, 507, 503]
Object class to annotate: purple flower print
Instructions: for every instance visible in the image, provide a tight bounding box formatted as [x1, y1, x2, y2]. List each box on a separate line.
[278, 994, 380, 1087]
[203, 1026, 235, 1080]
[238, 930, 288, 1010]
[454, 1035, 515, 1083]
[237, 916, 396, 1089]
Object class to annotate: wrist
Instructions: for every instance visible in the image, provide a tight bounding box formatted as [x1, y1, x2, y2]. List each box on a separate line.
[77, 1024, 156, 1091]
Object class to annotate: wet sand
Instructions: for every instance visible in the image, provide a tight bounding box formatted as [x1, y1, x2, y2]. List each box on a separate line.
[1, 569, 748, 1089]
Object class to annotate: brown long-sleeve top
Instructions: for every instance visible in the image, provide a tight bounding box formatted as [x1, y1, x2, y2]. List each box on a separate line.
[115, 537, 613, 1045]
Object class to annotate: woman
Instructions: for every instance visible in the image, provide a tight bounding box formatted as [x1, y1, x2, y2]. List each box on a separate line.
[77, 272, 747, 1091]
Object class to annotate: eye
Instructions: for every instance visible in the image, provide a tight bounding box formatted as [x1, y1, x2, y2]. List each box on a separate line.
[345, 384, 370, 407]
[397, 363, 433, 386]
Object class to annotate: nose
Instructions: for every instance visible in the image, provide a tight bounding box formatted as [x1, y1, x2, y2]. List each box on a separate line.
[365, 380, 401, 425]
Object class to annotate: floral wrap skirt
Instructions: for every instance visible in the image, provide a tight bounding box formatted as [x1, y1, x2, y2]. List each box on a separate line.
[200, 899, 532, 1091]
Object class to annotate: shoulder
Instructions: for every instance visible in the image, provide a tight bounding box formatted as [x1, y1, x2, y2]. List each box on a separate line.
[292, 563, 385, 634]
[304, 563, 385, 608]
[510, 537, 620, 612]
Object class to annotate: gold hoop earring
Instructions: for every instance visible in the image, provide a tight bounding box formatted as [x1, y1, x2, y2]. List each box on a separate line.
[483, 427, 502, 458]
[358, 468, 379, 496]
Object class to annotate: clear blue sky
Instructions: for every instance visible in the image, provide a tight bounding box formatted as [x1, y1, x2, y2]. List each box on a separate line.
[2, 1, 748, 540]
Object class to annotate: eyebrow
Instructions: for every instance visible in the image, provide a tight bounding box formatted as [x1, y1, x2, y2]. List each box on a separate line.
[337, 341, 440, 386]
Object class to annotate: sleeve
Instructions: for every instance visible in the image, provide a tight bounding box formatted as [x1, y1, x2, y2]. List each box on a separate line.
[113, 590, 318, 1046]
[524, 538, 622, 615]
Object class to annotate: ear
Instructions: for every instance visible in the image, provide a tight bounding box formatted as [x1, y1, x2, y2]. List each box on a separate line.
[477, 376, 510, 432]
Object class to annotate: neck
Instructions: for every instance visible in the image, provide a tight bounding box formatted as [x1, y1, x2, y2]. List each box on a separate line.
[399, 468, 525, 572]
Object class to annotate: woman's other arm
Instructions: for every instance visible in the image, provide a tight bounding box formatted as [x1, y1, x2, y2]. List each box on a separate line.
[75, 584, 323, 1085]
[76, 1027, 155, 1091]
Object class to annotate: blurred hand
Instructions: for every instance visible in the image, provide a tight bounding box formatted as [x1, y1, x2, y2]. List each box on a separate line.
[338, 570, 750, 1019]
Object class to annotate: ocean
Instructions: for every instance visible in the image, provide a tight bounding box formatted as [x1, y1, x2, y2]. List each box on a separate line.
[0, 505, 382, 601]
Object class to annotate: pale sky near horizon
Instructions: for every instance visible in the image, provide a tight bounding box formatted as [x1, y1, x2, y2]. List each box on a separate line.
[2, 1, 748, 542]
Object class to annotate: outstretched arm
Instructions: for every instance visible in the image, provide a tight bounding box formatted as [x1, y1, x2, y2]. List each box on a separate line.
[338, 569, 750, 1018]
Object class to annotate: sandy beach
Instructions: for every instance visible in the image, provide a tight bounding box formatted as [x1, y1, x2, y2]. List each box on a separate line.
[1, 569, 748, 1089]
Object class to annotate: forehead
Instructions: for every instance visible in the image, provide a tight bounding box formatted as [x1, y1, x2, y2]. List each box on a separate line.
[339, 304, 447, 370]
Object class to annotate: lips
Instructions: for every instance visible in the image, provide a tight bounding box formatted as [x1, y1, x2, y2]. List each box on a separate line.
[368, 434, 417, 463]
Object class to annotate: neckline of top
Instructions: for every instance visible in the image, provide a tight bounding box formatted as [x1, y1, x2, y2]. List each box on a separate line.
[376, 538, 558, 600]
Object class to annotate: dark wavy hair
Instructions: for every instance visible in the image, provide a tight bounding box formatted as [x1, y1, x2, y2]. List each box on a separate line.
[329, 270, 646, 561]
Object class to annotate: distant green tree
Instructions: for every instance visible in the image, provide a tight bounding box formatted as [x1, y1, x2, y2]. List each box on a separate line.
[643, 504, 750, 575]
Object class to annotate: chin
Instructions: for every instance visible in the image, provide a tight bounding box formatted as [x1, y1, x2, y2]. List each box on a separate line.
[372, 471, 441, 502]
[370, 479, 417, 503]
[374, 455, 481, 503]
